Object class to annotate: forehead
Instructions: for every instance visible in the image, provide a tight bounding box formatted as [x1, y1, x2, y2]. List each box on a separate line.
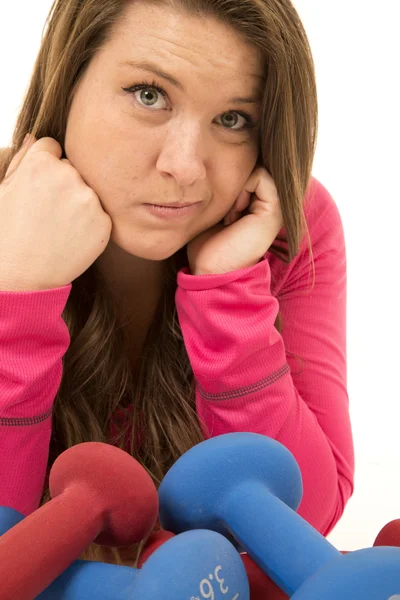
[109, 2, 265, 82]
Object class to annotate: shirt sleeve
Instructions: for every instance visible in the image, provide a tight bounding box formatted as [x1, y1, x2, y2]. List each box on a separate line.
[175, 183, 354, 536]
[0, 285, 71, 516]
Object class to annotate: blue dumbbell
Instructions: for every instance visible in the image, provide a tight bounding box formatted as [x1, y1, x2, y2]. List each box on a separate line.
[291, 547, 400, 599]
[38, 561, 136, 599]
[127, 528, 250, 599]
[158, 432, 400, 596]
[0, 506, 24, 535]
[0, 506, 250, 599]
[41, 529, 250, 600]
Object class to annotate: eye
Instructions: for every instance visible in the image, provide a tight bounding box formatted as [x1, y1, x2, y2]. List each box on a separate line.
[125, 79, 168, 110]
[122, 79, 257, 132]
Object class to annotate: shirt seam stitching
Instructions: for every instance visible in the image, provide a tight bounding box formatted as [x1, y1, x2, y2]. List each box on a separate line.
[197, 362, 290, 401]
[0, 408, 52, 426]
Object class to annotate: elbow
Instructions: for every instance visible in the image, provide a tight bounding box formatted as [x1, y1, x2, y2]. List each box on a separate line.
[322, 473, 354, 537]
[297, 466, 354, 538]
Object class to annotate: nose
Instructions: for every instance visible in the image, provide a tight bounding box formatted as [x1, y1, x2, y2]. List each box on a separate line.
[156, 120, 207, 186]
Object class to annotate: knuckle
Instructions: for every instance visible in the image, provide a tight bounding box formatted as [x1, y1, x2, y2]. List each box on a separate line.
[29, 151, 49, 167]
[82, 189, 97, 204]
[27, 152, 53, 176]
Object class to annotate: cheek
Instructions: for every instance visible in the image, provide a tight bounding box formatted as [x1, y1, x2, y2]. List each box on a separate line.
[210, 166, 254, 216]
[66, 84, 122, 165]
[65, 126, 136, 214]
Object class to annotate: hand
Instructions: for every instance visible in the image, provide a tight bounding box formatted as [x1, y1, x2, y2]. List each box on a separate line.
[187, 167, 284, 275]
[0, 134, 112, 291]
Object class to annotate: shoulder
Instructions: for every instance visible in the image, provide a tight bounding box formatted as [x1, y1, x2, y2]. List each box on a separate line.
[300, 175, 346, 258]
[303, 176, 343, 232]
[268, 176, 346, 297]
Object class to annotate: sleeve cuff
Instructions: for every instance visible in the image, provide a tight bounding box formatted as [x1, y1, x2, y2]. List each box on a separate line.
[177, 255, 271, 291]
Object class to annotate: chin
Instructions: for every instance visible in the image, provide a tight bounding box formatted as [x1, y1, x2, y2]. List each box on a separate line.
[112, 235, 185, 262]
[134, 247, 182, 261]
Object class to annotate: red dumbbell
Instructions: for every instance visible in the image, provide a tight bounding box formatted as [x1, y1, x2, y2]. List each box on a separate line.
[373, 519, 400, 547]
[138, 529, 176, 567]
[0, 442, 158, 600]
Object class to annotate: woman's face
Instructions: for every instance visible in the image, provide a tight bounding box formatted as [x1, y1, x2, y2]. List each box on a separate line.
[65, 2, 265, 261]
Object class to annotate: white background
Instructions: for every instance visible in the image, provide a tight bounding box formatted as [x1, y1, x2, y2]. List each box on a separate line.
[0, 1, 399, 551]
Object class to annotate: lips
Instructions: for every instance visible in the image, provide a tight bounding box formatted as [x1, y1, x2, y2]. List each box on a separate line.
[141, 202, 202, 221]
[149, 202, 199, 208]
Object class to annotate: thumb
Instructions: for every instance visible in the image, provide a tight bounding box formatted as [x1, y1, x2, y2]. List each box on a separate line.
[4, 133, 37, 180]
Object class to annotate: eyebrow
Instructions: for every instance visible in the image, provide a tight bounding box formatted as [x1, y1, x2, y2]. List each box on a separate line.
[119, 59, 262, 104]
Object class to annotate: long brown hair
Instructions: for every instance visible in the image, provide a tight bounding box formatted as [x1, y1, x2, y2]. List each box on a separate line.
[0, 0, 316, 565]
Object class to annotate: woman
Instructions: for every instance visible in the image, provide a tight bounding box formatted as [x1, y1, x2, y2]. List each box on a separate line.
[0, 0, 354, 566]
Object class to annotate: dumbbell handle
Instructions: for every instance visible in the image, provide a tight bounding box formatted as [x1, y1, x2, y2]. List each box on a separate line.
[0, 486, 103, 599]
[224, 482, 341, 595]
[37, 560, 137, 599]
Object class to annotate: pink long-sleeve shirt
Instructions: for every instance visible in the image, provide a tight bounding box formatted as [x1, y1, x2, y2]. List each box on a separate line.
[0, 176, 354, 536]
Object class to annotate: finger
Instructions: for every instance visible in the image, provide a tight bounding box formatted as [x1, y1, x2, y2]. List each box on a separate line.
[237, 168, 277, 210]
[224, 209, 242, 226]
[234, 190, 252, 212]
[4, 133, 37, 180]
[29, 136, 63, 160]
